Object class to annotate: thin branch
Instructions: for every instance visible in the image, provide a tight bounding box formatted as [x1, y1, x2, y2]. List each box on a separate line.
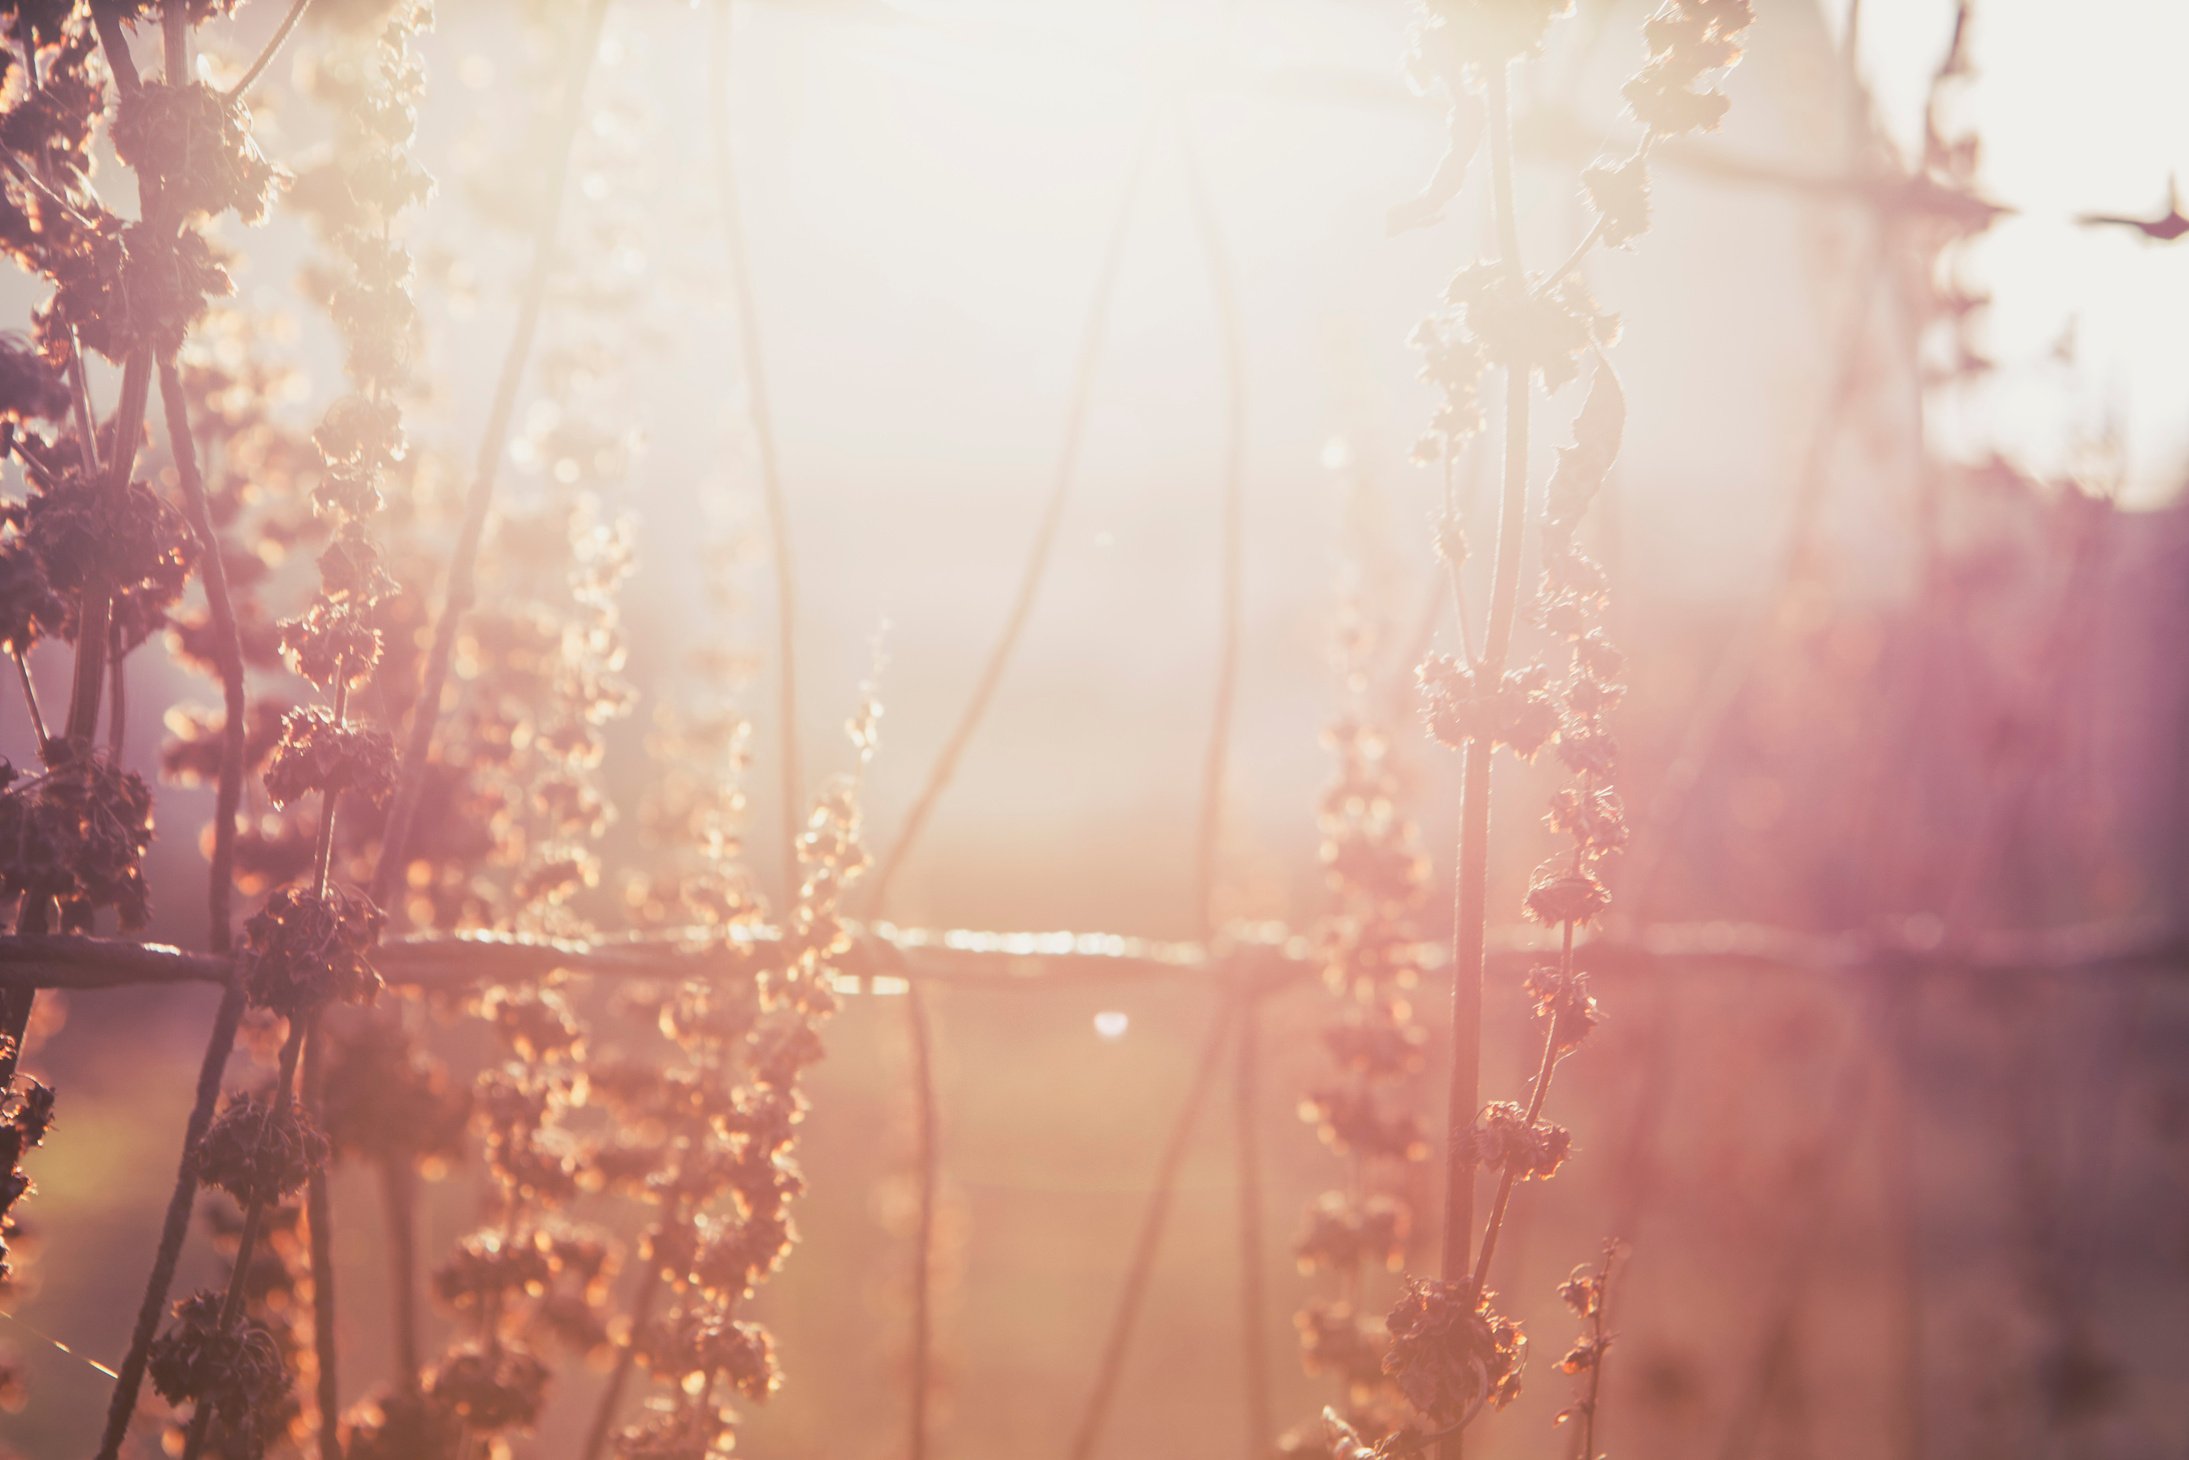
[223, 0, 311, 102]
[65, 350, 152, 744]
[577, 1259, 664, 1460]
[706, 0, 800, 901]
[92, 981, 244, 1460]
[1178, 118, 1269, 1458]
[1232, 989, 1271, 1456]
[180, 1021, 309, 1460]
[1439, 64, 1530, 1372]
[1181, 126, 1245, 941]
[157, 361, 247, 952]
[1527, 133, 1651, 302]
[1470, 991, 1561, 1294]
[90, 4, 141, 95]
[382, 1159, 421, 1389]
[0, 147, 95, 229]
[905, 976, 940, 1460]
[162, 0, 188, 82]
[371, 0, 612, 913]
[92, 361, 254, 1460]
[1066, 993, 1240, 1460]
[304, 1017, 341, 1460]
[862, 113, 1162, 911]
[12, 650, 46, 751]
[859, 104, 1162, 1460]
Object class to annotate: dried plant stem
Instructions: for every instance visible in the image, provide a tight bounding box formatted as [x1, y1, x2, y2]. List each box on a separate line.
[382, 1158, 421, 1385]
[185, 542, 344, 1460]
[0, 148, 94, 230]
[65, 350, 151, 744]
[90, 5, 140, 93]
[163, 0, 189, 79]
[105, 642, 126, 759]
[707, 0, 800, 896]
[1470, 976, 1562, 1293]
[1528, 135, 1648, 304]
[1067, 992, 1240, 1460]
[1182, 126, 1244, 943]
[1438, 61, 1528, 1460]
[373, 0, 611, 910]
[92, 360, 256, 1460]
[96, 982, 245, 1460]
[180, 1021, 310, 1460]
[1572, 1249, 1617, 1460]
[868, 115, 1158, 1460]
[905, 977, 939, 1460]
[304, 1018, 341, 1460]
[163, 370, 252, 912]
[1442, 58, 1529, 1281]
[864, 114, 1159, 911]
[1232, 993, 1270, 1456]
[11, 650, 45, 749]
[1179, 118, 1268, 1459]
[578, 1255, 663, 1460]
[225, 0, 312, 101]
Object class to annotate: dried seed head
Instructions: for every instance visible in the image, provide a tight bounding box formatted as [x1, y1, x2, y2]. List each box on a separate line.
[238, 885, 385, 1015]
[1383, 1275, 1526, 1424]
[263, 706, 399, 809]
[146, 1291, 291, 1447]
[1463, 1101, 1574, 1180]
[193, 1093, 329, 1205]
[426, 1341, 552, 1433]
[1524, 861, 1611, 927]
[111, 82, 281, 223]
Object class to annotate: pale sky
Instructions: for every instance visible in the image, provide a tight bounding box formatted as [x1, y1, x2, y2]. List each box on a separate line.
[1838, 0, 2189, 505]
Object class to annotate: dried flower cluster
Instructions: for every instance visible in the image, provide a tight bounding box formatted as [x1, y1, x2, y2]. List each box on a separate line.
[593, 687, 879, 1460]
[1282, 609, 1433, 1453]
[0, 1070, 53, 1292]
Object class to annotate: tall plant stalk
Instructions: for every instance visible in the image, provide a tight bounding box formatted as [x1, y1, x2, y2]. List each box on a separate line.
[1439, 57, 1529, 1303]
[95, 363, 254, 1460]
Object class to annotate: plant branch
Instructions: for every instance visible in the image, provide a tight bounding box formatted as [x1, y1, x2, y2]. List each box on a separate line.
[304, 1016, 340, 1460]
[92, 358, 256, 1460]
[65, 350, 152, 745]
[179, 1019, 309, 1460]
[706, 0, 800, 903]
[1441, 57, 1529, 1293]
[862, 114, 1161, 911]
[372, 0, 612, 914]
[905, 975, 939, 1460]
[577, 1258, 663, 1460]
[1470, 979, 1563, 1295]
[860, 106, 1161, 1460]
[1066, 992, 1239, 1460]
[1178, 118, 1268, 1456]
[224, 0, 310, 101]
